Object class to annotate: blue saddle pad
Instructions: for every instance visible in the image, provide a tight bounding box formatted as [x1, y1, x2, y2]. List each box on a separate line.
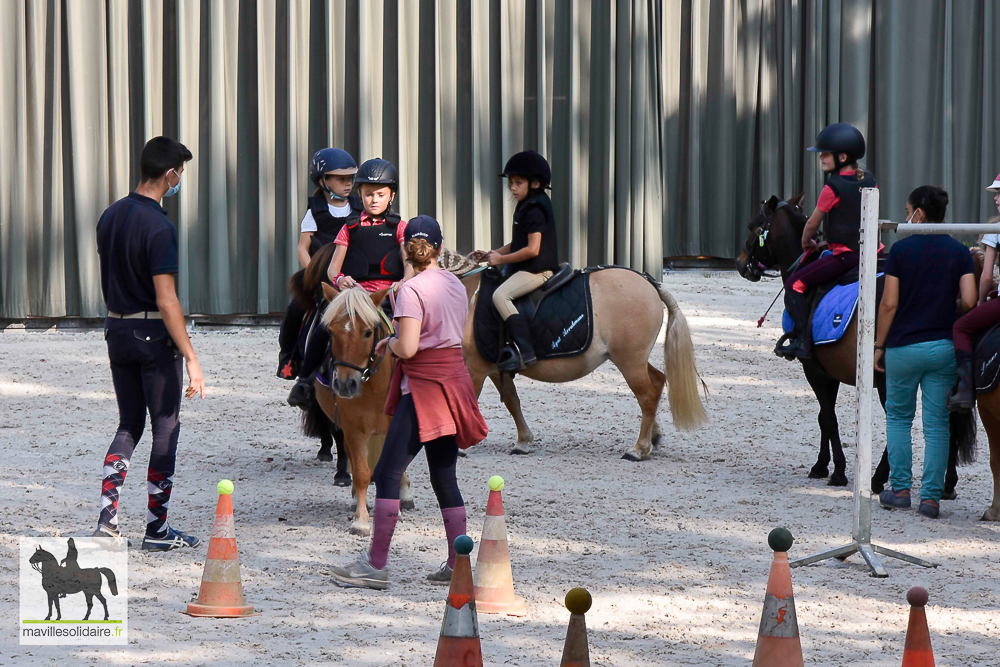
[782, 276, 882, 346]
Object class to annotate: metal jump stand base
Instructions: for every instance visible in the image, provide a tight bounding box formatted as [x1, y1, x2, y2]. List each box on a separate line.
[790, 539, 937, 578]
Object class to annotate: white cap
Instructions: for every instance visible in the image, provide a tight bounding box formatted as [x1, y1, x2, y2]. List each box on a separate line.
[988, 172, 1000, 191]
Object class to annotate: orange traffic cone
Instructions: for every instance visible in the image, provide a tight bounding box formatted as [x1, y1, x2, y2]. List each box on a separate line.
[434, 535, 483, 667]
[752, 527, 803, 667]
[901, 587, 935, 667]
[560, 587, 592, 667]
[473, 475, 526, 616]
[183, 480, 255, 618]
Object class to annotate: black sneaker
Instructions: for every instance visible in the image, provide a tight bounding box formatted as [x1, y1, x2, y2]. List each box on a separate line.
[141, 526, 202, 552]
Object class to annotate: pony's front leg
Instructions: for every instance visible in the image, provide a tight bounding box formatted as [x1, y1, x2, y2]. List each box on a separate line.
[399, 472, 414, 511]
[52, 594, 61, 621]
[83, 593, 93, 621]
[490, 373, 534, 455]
[345, 431, 373, 536]
[45, 593, 54, 621]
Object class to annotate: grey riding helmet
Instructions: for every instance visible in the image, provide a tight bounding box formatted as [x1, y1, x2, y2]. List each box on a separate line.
[355, 158, 399, 193]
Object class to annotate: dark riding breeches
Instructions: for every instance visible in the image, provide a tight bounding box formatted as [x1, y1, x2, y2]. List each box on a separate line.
[783, 252, 859, 334]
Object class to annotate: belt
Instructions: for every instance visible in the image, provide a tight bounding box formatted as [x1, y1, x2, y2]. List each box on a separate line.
[107, 311, 163, 320]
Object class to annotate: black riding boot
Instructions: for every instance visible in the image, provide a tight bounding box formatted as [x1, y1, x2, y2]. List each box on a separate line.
[947, 350, 975, 413]
[775, 290, 812, 360]
[287, 373, 316, 409]
[497, 314, 536, 373]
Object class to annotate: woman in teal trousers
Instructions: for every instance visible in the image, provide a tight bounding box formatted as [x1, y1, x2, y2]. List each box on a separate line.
[873, 186, 977, 518]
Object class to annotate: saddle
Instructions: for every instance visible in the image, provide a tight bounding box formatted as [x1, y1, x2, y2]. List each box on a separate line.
[474, 263, 594, 365]
[974, 318, 1000, 394]
[782, 253, 886, 347]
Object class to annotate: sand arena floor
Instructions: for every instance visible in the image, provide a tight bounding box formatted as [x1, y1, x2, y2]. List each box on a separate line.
[1, 272, 998, 665]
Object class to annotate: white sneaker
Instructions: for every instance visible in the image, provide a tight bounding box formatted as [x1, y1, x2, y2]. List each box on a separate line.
[330, 552, 389, 590]
[426, 562, 453, 583]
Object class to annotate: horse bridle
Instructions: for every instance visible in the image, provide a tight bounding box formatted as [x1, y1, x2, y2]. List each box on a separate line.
[328, 307, 395, 383]
[744, 200, 793, 280]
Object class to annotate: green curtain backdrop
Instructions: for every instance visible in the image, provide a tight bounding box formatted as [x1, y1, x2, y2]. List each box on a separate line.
[2, 0, 999, 317]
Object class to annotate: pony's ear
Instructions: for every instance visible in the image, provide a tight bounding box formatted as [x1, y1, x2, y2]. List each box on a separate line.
[36, 546, 41, 551]
[765, 195, 779, 211]
[321, 282, 337, 303]
[370, 288, 391, 307]
[787, 193, 805, 208]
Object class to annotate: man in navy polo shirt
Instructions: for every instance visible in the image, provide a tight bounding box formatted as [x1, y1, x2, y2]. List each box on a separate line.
[94, 136, 205, 552]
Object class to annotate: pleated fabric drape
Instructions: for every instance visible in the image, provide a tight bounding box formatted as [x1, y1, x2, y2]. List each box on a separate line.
[3, 0, 1000, 317]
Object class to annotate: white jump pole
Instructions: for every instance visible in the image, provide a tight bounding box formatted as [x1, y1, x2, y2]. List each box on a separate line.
[790, 193, 1000, 576]
[789, 188, 935, 577]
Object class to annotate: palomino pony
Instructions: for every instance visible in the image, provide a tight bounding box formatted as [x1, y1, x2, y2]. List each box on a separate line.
[736, 195, 977, 490]
[302, 285, 413, 535]
[460, 267, 708, 460]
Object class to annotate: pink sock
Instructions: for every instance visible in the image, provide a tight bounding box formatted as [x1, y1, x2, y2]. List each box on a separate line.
[441, 506, 467, 568]
[368, 499, 400, 570]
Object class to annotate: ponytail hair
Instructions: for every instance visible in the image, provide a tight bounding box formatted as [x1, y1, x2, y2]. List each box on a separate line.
[406, 238, 439, 271]
[908, 185, 949, 223]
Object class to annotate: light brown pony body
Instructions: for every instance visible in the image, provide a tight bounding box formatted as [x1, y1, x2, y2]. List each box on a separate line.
[459, 267, 707, 460]
[313, 285, 412, 535]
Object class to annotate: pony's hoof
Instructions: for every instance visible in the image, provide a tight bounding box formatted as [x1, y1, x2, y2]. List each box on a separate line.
[621, 452, 643, 462]
[316, 449, 333, 462]
[349, 522, 371, 536]
[871, 479, 886, 494]
[828, 471, 849, 487]
[941, 488, 958, 501]
[510, 445, 532, 455]
[457, 449, 468, 458]
[981, 507, 1000, 522]
[400, 499, 415, 511]
[808, 464, 829, 479]
[334, 472, 352, 487]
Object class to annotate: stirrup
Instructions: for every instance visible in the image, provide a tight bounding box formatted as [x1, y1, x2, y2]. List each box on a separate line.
[946, 386, 975, 413]
[773, 333, 800, 361]
[497, 344, 524, 373]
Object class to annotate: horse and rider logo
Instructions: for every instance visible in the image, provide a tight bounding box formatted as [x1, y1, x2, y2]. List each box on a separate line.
[19, 536, 128, 645]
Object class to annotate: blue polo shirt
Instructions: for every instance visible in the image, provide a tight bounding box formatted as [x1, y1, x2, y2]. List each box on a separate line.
[884, 234, 974, 348]
[96, 192, 179, 314]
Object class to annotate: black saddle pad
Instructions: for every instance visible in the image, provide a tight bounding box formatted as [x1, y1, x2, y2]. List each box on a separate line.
[974, 319, 1000, 394]
[474, 268, 594, 364]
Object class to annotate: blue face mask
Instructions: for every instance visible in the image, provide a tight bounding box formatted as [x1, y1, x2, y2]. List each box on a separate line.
[163, 169, 181, 198]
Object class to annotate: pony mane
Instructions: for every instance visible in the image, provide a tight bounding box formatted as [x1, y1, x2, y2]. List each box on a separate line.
[321, 288, 381, 332]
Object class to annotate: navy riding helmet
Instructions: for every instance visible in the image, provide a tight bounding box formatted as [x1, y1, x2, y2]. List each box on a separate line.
[310, 148, 358, 199]
[807, 123, 865, 169]
[500, 150, 551, 189]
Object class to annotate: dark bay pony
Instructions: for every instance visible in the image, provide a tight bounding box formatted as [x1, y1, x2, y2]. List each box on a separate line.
[736, 195, 977, 491]
[975, 387, 1000, 520]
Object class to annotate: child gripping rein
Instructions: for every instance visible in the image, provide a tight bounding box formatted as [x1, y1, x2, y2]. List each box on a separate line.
[473, 150, 560, 372]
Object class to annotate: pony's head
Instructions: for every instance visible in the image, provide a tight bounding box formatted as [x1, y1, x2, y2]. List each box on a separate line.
[736, 194, 806, 281]
[320, 285, 392, 399]
[29, 546, 55, 573]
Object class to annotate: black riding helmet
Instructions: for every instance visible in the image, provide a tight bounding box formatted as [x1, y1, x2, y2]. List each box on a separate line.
[355, 158, 399, 193]
[500, 150, 551, 189]
[807, 123, 866, 169]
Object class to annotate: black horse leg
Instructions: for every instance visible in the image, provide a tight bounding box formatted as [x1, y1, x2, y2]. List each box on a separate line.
[333, 425, 351, 487]
[872, 371, 890, 493]
[803, 362, 848, 485]
[83, 593, 93, 621]
[94, 591, 109, 621]
[45, 594, 54, 621]
[943, 437, 959, 500]
[316, 418, 334, 462]
[53, 594, 61, 621]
